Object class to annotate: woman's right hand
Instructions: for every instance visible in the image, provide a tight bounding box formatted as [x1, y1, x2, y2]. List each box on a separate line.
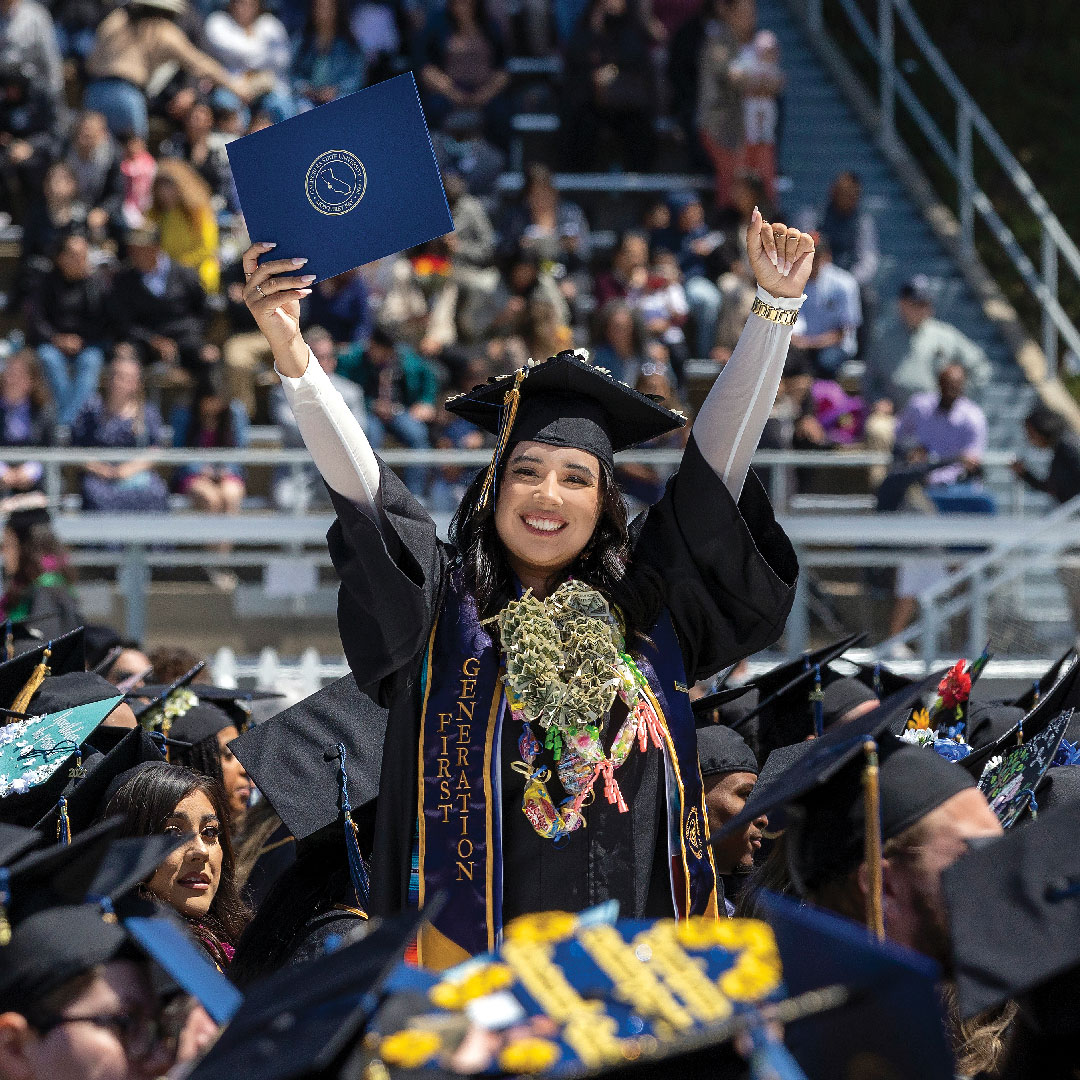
[242, 242, 315, 375]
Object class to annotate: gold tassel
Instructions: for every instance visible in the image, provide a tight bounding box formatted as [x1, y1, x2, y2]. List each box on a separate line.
[12, 645, 51, 714]
[477, 368, 528, 510]
[862, 738, 885, 942]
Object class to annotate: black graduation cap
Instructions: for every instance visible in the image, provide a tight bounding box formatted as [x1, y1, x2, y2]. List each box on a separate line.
[168, 702, 236, 748]
[690, 682, 756, 725]
[965, 699, 1024, 751]
[1011, 646, 1077, 712]
[446, 350, 686, 508]
[35, 726, 166, 840]
[230, 674, 385, 844]
[697, 723, 758, 778]
[943, 803, 1080, 1022]
[1036, 764, 1080, 815]
[187, 909, 427, 1080]
[852, 658, 916, 698]
[129, 684, 282, 735]
[0, 821, 40, 869]
[131, 661, 205, 730]
[0, 627, 85, 711]
[718, 673, 972, 892]
[83, 624, 125, 673]
[29, 670, 128, 718]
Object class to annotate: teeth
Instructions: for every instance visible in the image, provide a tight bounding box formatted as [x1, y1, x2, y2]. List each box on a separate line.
[525, 517, 564, 532]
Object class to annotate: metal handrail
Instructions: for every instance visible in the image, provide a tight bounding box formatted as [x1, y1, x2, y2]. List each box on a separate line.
[807, 0, 1080, 369]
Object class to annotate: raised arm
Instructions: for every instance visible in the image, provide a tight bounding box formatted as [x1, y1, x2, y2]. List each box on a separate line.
[692, 211, 815, 500]
[241, 243, 381, 513]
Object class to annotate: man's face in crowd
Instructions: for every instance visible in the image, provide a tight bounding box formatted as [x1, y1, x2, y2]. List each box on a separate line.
[898, 296, 932, 331]
[704, 770, 767, 874]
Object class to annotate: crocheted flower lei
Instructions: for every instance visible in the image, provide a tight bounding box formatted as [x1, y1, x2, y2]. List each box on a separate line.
[494, 580, 663, 841]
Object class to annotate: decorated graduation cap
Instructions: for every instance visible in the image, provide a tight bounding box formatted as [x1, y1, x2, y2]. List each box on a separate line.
[134, 683, 282, 733]
[718, 674, 971, 927]
[0, 694, 122, 827]
[35, 725, 166, 841]
[188, 908, 425, 1080]
[0, 627, 85, 713]
[697, 723, 759, 779]
[132, 660, 205, 736]
[230, 674, 385, 913]
[0, 825, 241, 1023]
[944, 803, 1080, 1023]
[445, 350, 686, 509]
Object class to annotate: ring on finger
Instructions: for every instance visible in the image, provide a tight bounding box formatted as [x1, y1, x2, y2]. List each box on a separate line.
[254, 283, 265, 296]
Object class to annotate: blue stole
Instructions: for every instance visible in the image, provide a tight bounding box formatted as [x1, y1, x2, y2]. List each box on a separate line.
[415, 577, 717, 969]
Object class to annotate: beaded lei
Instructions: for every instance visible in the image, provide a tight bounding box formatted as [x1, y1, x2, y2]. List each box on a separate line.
[492, 580, 665, 843]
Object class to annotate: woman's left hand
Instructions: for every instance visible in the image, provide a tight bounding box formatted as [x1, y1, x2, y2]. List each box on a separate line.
[746, 208, 815, 299]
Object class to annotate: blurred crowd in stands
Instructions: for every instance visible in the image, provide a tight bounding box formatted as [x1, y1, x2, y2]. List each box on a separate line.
[0, 0, 1062, 556]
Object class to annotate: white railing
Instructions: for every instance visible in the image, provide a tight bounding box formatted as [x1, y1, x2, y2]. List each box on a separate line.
[804, 0, 1080, 370]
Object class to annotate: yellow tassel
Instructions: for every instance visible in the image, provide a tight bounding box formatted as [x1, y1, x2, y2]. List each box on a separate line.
[862, 738, 885, 942]
[12, 645, 51, 714]
[477, 368, 528, 510]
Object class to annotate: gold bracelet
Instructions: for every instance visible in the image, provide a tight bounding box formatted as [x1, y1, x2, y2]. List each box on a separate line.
[751, 296, 799, 326]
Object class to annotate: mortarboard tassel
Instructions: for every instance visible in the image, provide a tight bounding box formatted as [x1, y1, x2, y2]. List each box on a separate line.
[0, 867, 10, 946]
[337, 743, 370, 914]
[809, 664, 824, 738]
[861, 738, 885, 942]
[872, 661, 883, 698]
[11, 643, 51, 715]
[477, 368, 527, 511]
[57, 795, 71, 845]
[1030, 679, 1040, 706]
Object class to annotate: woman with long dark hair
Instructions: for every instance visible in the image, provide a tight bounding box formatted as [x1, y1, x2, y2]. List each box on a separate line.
[167, 702, 254, 825]
[238, 211, 812, 968]
[103, 761, 249, 969]
[0, 507, 82, 633]
[170, 384, 248, 516]
[292, 0, 365, 109]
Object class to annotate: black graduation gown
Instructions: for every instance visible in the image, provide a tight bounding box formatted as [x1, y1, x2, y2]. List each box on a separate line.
[327, 435, 798, 922]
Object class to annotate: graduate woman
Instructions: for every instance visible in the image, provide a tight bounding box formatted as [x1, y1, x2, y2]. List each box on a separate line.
[241, 213, 813, 968]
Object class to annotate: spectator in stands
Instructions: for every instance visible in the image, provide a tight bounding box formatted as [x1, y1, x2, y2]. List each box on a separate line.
[630, 249, 690, 380]
[148, 643, 207, 683]
[346, 326, 438, 496]
[668, 191, 725, 360]
[271, 324, 364, 512]
[0, 350, 53, 503]
[0, 0, 64, 115]
[592, 298, 651, 386]
[72, 347, 170, 512]
[107, 223, 217, 380]
[428, 355, 487, 514]
[497, 163, 592, 324]
[1, 506, 81, 632]
[787, 234, 861, 378]
[61, 111, 124, 235]
[594, 229, 648, 308]
[0, 56, 63, 219]
[614, 363, 686, 506]
[292, 0, 365, 110]
[443, 170, 499, 342]
[170, 383, 249, 515]
[1014, 404, 1080, 645]
[863, 275, 991, 478]
[819, 171, 879, 296]
[118, 132, 156, 225]
[303, 268, 372, 347]
[416, 0, 511, 150]
[84, 0, 253, 140]
[148, 159, 220, 293]
[27, 233, 109, 430]
[490, 243, 570, 345]
[697, 0, 755, 207]
[729, 28, 782, 203]
[562, 0, 656, 170]
[158, 100, 238, 214]
[204, 0, 296, 124]
[101, 639, 154, 685]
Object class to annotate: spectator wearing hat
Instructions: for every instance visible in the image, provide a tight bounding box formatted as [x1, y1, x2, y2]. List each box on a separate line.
[84, 0, 253, 140]
[1014, 404, 1080, 645]
[107, 224, 216, 378]
[787, 234, 861, 379]
[863, 275, 991, 478]
[697, 723, 766, 913]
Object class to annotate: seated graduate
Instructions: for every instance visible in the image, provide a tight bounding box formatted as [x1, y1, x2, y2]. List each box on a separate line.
[238, 213, 812, 968]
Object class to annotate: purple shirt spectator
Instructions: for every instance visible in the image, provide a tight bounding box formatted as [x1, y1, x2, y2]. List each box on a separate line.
[896, 389, 987, 486]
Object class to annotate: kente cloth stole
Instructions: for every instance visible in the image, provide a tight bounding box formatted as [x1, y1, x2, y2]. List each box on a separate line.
[415, 583, 717, 969]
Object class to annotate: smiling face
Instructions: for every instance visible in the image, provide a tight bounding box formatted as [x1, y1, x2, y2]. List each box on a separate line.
[146, 790, 223, 921]
[494, 441, 603, 593]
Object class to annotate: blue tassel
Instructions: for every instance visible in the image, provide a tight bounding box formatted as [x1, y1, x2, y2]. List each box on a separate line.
[749, 1024, 809, 1080]
[1026, 790, 1038, 821]
[872, 661, 883, 697]
[1053, 738, 1080, 767]
[57, 796, 71, 845]
[337, 743, 370, 913]
[810, 663, 824, 737]
[0, 867, 11, 944]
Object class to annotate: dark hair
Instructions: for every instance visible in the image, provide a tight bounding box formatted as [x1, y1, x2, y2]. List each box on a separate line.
[168, 734, 226, 789]
[1025, 404, 1068, 445]
[184, 387, 236, 449]
[448, 452, 664, 643]
[301, 0, 359, 47]
[103, 762, 249, 949]
[3, 510, 75, 604]
[229, 826, 354, 989]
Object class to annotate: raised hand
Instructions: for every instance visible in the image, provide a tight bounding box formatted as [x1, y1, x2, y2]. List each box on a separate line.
[241, 242, 315, 374]
[746, 208, 816, 299]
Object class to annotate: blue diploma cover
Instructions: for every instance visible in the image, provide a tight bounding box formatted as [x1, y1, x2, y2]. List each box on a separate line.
[227, 72, 454, 282]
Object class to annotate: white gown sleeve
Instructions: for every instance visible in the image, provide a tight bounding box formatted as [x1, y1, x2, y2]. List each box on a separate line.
[276, 351, 382, 515]
[691, 286, 805, 501]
